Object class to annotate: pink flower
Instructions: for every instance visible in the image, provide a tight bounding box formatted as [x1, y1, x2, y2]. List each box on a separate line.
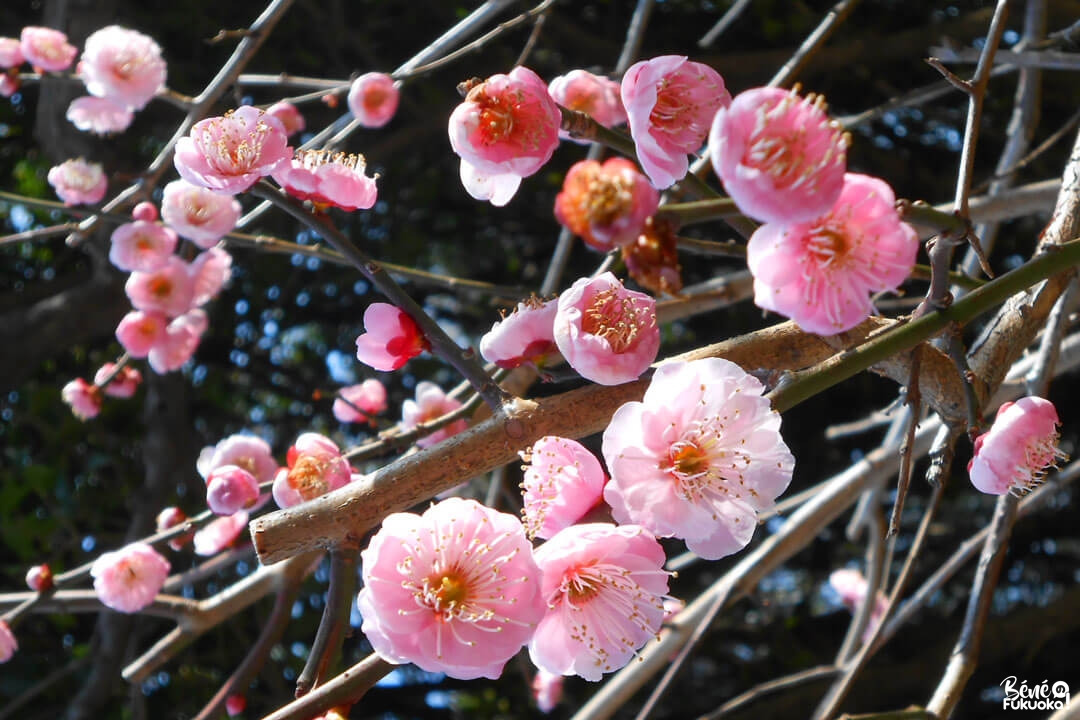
[193, 511, 248, 556]
[529, 523, 669, 680]
[358, 497, 545, 680]
[173, 106, 291, 195]
[115, 310, 168, 357]
[271, 432, 351, 508]
[521, 436, 607, 540]
[91, 542, 170, 613]
[160, 179, 241, 248]
[710, 86, 848, 224]
[0, 620, 16, 664]
[20, 27, 77, 72]
[0, 72, 19, 98]
[131, 201, 158, 222]
[968, 396, 1067, 495]
[549, 69, 626, 142]
[532, 669, 564, 713]
[62, 378, 102, 420]
[354, 303, 428, 371]
[553, 272, 659, 386]
[401, 381, 468, 449]
[746, 173, 919, 336]
[126, 256, 195, 317]
[109, 220, 178, 272]
[66, 96, 134, 135]
[621, 55, 730, 189]
[479, 296, 558, 370]
[156, 506, 193, 551]
[47, 158, 107, 206]
[0, 38, 24, 69]
[622, 215, 682, 296]
[190, 246, 232, 306]
[271, 150, 378, 211]
[147, 310, 206, 374]
[206, 464, 261, 516]
[347, 72, 399, 128]
[554, 158, 659, 252]
[333, 379, 388, 423]
[79, 26, 166, 110]
[197, 433, 279, 485]
[602, 358, 794, 560]
[26, 563, 54, 592]
[265, 100, 305, 136]
[828, 569, 888, 643]
[93, 363, 142, 398]
[448, 67, 561, 206]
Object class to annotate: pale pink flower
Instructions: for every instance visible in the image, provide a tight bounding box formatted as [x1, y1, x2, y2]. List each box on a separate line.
[0, 620, 16, 664]
[126, 256, 195, 317]
[271, 432, 352, 508]
[354, 303, 428, 371]
[401, 381, 468, 449]
[47, 158, 107, 206]
[549, 69, 626, 143]
[173, 106, 291, 195]
[20, 27, 77, 72]
[265, 100, 305, 136]
[62, 378, 102, 420]
[156, 506, 193, 551]
[479, 296, 558, 370]
[968, 396, 1067, 496]
[746, 173, 919, 336]
[206, 465, 261, 516]
[602, 358, 794, 560]
[91, 542, 170, 613]
[147, 309, 206, 374]
[532, 669, 564, 713]
[0, 38, 24, 69]
[554, 157, 659, 252]
[448, 67, 561, 206]
[115, 309, 168, 358]
[621, 55, 730, 189]
[197, 433, 278, 484]
[26, 563, 53, 592]
[521, 436, 607, 540]
[93, 362, 142, 398]
[66, 96, 134, 135]
[108, 220, 177, 272]
[271, 150, 378, 211]
[710, 86, 848, 224]
[193, 511, 248, 556]
[189, 246, 232, 306]
[529, 523, 669, 681]
[358, 497, 545, 680]
[347, 72, 399, 128]
[333, 379, 388, 423]
[79, 26, 166, 111]
[828, 569, 888, 643]
[553, 272, 659, 386]
[160, 179, 241, 248]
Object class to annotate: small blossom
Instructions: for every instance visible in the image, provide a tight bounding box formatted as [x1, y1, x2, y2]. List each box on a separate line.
[26, 564, 54, 592]
[0, 620, 16, 664]
[272, 150, 378, 211]
[47, 158, 108, 206]
[20, 26, 77, 72]
[189, 246, 232, 306]
[265, 100, 305, 136]
[347, 72, 399, 128]
[126, 256, 195, 317]
[555, 158, 659, 252]
[271, 432, 352, 508]
[66, 96, 134, 135]
[553, 272, 659, 386]
[521, 436, 607, 540]
[358, 497, 545, 680]
[115, 309, 168, 358]
[197, 433, 279, 485]
[602, 358, 794, 560]
[62, 378, 102, 420]
[91, 542, 170, 613]
[156, 506, 192, 550]
[401, 381, 467, 449]
[160, 179, 241, 248]
[828, 569, 888, 643]
[0, 71, 19, 98]
[109, 220, 178, 272]
[621, 55, 730, 189]
[147, 309, 207, 374]
[549, 69, 626, 143]
[193, 511, 248, 556]
[968, 396, 1067, 495]
[225, 695, 247, 717]
[174, 106, 291, 195]
[93, 362, 142, 398]
[621, 215, 682, 295]
[354, 303, 428, 371]
[206, 464, 261, 516]
[532, 669, 564, 714]
[333, 379, 388, 423]
[0, 38, 24, 69]
[79, 26, 166, 110]
[479, 296, 559, 370]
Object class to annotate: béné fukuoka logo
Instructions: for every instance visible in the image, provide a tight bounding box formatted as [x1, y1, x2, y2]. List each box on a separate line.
[1001, 676, 1070, 711]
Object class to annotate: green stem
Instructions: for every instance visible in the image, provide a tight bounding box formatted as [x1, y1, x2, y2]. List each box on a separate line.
[657, 197, 742, 225]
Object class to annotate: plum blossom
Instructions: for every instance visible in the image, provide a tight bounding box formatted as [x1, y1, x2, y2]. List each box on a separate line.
[66, 96, 134, 135]
[62, 378, 102, 420]
[710, 86, 848, 224]
[347, 72, 399, 128]
[109, 220, 178, 272]
[265, 100, 305, 136]
[193, 511, 249, 556]
[602, 358, 794, 560]
[968, 396, 1067, 496]
[131, 201, 158, 222]
[174, 106, 291, 194]
[829, 569, 888, 642]
[47, 158, 108, 206]
[358, 497, 545, 680]
[0, 72, 19, 98]
[548, 69, 626, 142]
[401, 382, 468, 449]
[93, 362, 142, 398]
[271, 433, 352, 508]
[532, 670, 564, 713]
[156, 506, 193, 551]
[0, 621, 16, 663]
[115, 309, 167, 358]
[147, 310, 207, 374]
[79, 26, 166, 111]
[354, 303, 428, 371]
[206, 465, 261, 516]
[91, 542, 170, 613]
[20, 27, 77, 72]
[622, 215, 682, 295]
[271, 150, 378, 211]
[160, 179, 241, 248]
[0, 38, 24, 69]
[479, 296, 559, 370]
[529, 523, 669, 680]
[190, 246, 233, 306]
[225, 695, 247, 717]
[621, 55, 730, 189]
[197, 433, 279, 485]
[554, 158, 659, 252]
[26, 564, 53, 593]
[521, 436, 607, 540]
[125, 256, 195, 317]
[333, 379, 388, 423]
[553, 272, 659, 386]
[746, 173, 919, 336]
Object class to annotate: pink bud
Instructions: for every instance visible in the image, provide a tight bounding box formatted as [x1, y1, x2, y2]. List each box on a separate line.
[25, 564, 53, 592]
[156, 506, 192, 551]
[206, 465, 261, 516]
[549, 69, 626, 142]
[131, 201, 158, 222]
[225, 694, 247, 717]
[347, 72, 399, 128]
[93, 363, 143, 398]
[61, 378, 102, 420]
[116, 310, 168, 358]
[968, 396, 1067, 495]
[354, 303, 428, 371]
[532, 669, 564, 713]
[266, 101, 305, 136]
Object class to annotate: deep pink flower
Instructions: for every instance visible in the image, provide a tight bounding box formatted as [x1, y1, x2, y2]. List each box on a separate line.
[173, 106, 291, 195]
[66, 96, 134, 135]
[272, 150, 378, 211]
[93, 363, 142, 398]
[354, 303, 428, 371]
[109, 220, 178, 272]
[602, 358, 794, 560]
[333, 379, 388, 423]
[20, 27, 77, 72]
[265, 100, 305, 136]
[401, 381, 468, 449]
[479, 296, 558, 370]
[968, 396, 1066, 495]
[193, 511, 248, 556]
[0, 620, 16, 664]
[189, 246, 232, 306]
[746, 173, 919, 336]
[156, 506, 193, 551]
[206, 464, 261, 516]
[358, 497, 545, 680]
[91, 542, 170, 613]
[272, 432, 352, 508]
[554, 158, 659, 252]
[529, 523, 669, 680]
[79, 26, 166, 110]
[710, 86, 848, 224]
[621, 55, 730, 189]
[225, 695, 247, 717]
[197, 433, 279, 485]
[125, 256, 195, 317]
[47, 158, 107, 206]
[0, 38, 24, 69]
[549, 69, 626, 142]
[828, 569, 888, 643]
[347, 72, 399, 128]
[553, 272, 659, 386]
[25, 563, 53, 593]
[521, 436, 607, 540]
[147, 309, 206, 374]
[115, 309, 168, 358]
[160, 179, 241, 248]
[532, 669, 564, 713]
[62, 378, 102, 420]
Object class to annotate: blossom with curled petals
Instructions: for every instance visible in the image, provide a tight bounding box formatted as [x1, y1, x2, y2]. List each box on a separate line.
[79, 26, 166, 110]
[115, 310, 167, 358]
[479, 296, 558, 371]
[173, 106, 291, 195]
[554, 158, 658, 252]
[968, 396, 1067, 496]
[190, 246, 232, 307]
[521, 436, 606, 540]
[272, 150, 378, 211]
[91, 542, 170, 613]
[66, 96, 134, 135]
[47, 158, 108, 206]
[20, 27, 77, 72]
[354, 303, 428, 371]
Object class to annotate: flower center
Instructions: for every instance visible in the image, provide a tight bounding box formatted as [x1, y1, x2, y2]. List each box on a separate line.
[563, 566, 603, 604]
[434, 573, 468, 608]
[148, 276, 173, 298]
[671, 442, 710, 476]
[583, 171, 634, 227]
[581, 288, 648, 353]
[363, 86, 390, 112]
[288, 454, 329, 500]
[806, 227, 849, 267]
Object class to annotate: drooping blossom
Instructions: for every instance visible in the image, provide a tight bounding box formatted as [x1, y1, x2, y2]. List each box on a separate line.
[197, 433, 279, 485]
[79, 26, 166, 110]
[25, 564, 53, 593]
[109, 220, 178, 272]
[332, 379, 388, 423]
[156, 506, 193, 551]
[115, 309, 168, 358]
[173, 106, 291, 195]
[206, 465, 261, 516]
[271, 150, 378, 211]
[347, 72, 399, 128]
[532, 669, 564, 714]
[621, 55, 730, 189]
[125, 256, 195, 317]
[47, 158, 108, 206]
[479, 296, 559, 370]
[354, 303, 428, 371]
[62, 378, 102, 420]
[622, 215, 682, 295]
[548, 69, 626, 143]
[448, 67, 561, 206]
[66, 96, 134, 135]
[828, 569, 888, 643]
[968, 396, 1067, 496]
[529, 523, 669, 681]
[358, 497, 545, 680]
[91, 542, 170, 613]
[521, 436, 607, 540]
[0, 621, 16, 664]
[602, 358, 794, 560]
[147, 309, 207, 374]
[271, 432, 352, 508]
[190, 246, 232, 306]
[401, 381, 468, 449]
[265, 100, 305, 136]
[160, 179, 241, 248]
[553, 272, 659, 386]
[555, 158, 659, 253]
[746, 173, 919, 336]
[193, 511, 249, 556]
[0, 38, 24, 69]
[93, 362, 142, 398]
[20, 27, 77, 72]
[710, 86, 848, 224]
